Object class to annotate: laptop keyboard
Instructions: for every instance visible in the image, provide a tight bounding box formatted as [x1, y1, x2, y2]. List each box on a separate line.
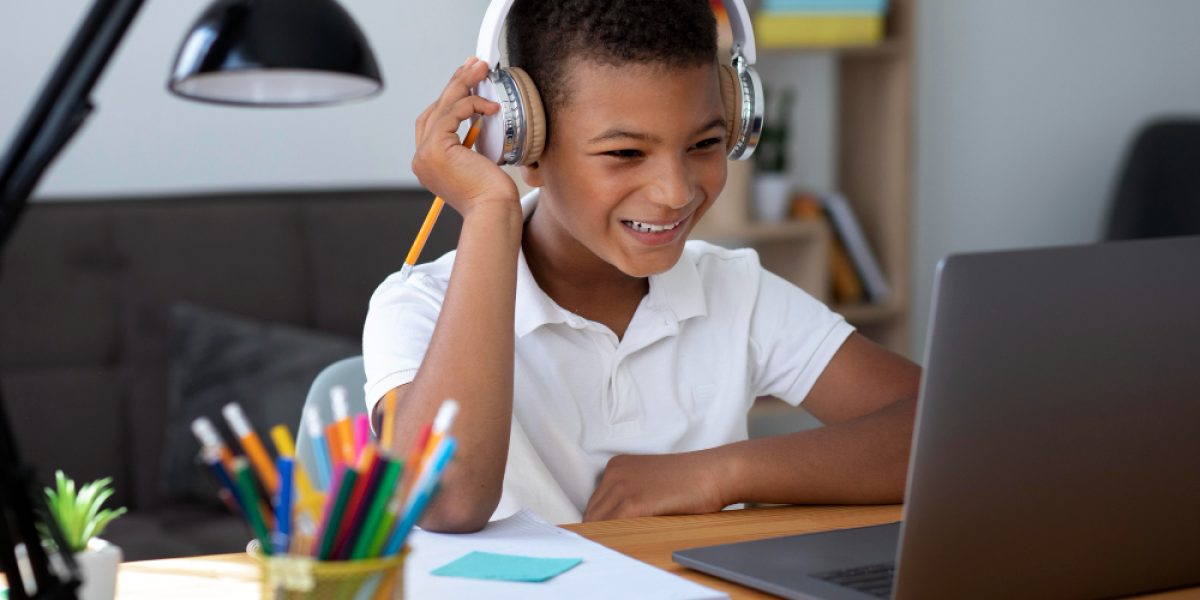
[811, 562, 896, 598]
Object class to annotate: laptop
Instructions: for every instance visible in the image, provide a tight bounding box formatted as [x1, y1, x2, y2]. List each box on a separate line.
[674, 235, 1200, 599]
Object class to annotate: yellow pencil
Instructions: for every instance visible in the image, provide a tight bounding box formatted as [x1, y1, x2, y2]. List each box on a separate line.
[400, 120, 482, 280]
[269, 425, 326, 524]
[381, 389, 399, 453]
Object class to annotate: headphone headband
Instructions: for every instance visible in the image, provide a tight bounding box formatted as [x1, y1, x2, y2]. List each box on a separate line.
[475, 0, 757, 66]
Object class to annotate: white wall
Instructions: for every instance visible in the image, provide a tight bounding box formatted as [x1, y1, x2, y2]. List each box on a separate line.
[912, 0, 1200, 359]
[1, 0, 490, 198]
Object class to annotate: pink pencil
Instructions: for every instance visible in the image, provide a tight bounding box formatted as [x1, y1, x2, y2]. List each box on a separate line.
[352, 413, 371, 463]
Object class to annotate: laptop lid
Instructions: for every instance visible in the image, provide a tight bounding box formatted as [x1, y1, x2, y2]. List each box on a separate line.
[895, 235, 1200, 598]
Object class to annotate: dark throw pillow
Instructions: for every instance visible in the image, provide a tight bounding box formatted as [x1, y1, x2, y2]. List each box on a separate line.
[159, 303, 358, 503]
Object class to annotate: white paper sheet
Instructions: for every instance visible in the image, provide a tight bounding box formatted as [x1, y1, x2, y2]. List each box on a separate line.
[404, 509, 728, 599]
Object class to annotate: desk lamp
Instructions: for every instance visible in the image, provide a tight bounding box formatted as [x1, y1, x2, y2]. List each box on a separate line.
[0, 1, 382, 597]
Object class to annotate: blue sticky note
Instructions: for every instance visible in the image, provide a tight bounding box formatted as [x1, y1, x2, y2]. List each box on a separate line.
[432, 551, 582, 583]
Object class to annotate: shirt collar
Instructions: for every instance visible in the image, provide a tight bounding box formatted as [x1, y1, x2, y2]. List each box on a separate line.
[512, 188, 709, 338]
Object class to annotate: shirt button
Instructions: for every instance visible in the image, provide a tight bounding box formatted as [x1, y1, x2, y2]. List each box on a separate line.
[568, 316, 584, 328]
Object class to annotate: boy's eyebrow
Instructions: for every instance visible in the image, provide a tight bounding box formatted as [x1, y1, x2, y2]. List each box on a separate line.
[586, 117, 727, 145]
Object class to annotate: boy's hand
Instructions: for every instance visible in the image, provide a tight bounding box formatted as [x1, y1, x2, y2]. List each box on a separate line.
[583, 450, 730, 522]
[412, 57, 519, 219]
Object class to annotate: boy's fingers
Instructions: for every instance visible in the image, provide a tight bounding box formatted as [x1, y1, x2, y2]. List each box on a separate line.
[431, 96, 499, 136]
[415, 105, 433, 145]
[434, 59, 490, 115]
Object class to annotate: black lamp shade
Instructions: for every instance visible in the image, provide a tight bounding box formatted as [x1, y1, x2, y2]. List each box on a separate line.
[169, 0, 383, 107]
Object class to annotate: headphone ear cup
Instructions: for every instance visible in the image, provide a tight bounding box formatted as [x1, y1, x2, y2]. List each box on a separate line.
[507, 67, 546, 166]
[718, 63, 743, 157]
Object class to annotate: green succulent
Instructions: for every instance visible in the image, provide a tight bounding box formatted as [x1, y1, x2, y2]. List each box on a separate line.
[40, 470, 127, 553]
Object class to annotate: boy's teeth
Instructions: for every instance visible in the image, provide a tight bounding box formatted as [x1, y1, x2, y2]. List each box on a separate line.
[623, 219, 681, 233]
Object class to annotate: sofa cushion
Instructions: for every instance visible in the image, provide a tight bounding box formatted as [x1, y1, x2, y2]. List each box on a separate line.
[159, 303, 358, 504]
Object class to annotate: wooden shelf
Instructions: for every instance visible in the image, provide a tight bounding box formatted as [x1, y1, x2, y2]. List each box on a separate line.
[698, 0, 915, 355]
[834, 301, 905, 326]
[692, 218, 823, 245]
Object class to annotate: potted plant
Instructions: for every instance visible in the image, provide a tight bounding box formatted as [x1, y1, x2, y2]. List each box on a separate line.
[753, 85, 796, 222]
[39, 470, 127, 600]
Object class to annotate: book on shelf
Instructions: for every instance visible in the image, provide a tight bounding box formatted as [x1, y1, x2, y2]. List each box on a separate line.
[818, 191, 890, 304]
[755, 0, 888, 48]
[792, 192, 865, 304]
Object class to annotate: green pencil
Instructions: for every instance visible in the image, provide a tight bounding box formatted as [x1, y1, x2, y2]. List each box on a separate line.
[364, 464, 409, 558]
[316, 467, 358, 560]
[232, 457, 272, 556]
[350, 458, 404, 559]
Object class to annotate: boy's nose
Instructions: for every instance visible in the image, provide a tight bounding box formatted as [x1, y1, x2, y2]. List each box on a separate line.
[649, 158, 694, 210]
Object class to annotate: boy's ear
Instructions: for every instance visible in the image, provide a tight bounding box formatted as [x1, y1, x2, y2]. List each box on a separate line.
[519, 162, 543, 188]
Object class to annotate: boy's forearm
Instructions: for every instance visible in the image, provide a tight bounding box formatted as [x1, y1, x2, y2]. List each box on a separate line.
[719, 397, 917, 506]
[388, 202, 525, 531]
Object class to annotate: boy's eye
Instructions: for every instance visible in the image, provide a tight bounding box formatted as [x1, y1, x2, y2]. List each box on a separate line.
[605, 149, 644, 159]
[692, 137, 723, 151]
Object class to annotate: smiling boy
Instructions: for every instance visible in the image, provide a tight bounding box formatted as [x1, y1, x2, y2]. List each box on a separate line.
[364, 0, 920, 532]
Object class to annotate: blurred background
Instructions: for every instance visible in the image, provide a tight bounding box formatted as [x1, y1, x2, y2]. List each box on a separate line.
[5, 0, 1199, 360]
[2, 0, 1199, 559]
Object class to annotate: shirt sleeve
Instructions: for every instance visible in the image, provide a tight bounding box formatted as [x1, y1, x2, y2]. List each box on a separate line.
[361, 269, 446, 415]
[748, 267, 855, 406]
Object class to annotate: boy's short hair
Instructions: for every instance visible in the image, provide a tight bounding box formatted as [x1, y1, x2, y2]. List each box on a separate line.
[506, 0, 718, 135]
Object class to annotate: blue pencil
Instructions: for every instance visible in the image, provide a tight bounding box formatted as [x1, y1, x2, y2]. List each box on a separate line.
[383, 437, 457, 556]
[274, 456, 294, 554]
[203, 447, 247, 518]
[304, 408, 334, 490]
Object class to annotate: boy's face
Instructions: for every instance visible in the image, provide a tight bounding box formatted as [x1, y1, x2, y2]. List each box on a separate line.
[522, 59, 728, 278]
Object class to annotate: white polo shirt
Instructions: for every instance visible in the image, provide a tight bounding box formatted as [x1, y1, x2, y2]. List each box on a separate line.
[363, 190, 854, 523]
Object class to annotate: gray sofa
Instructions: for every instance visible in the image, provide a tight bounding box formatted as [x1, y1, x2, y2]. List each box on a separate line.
[0, 188, 461, 560]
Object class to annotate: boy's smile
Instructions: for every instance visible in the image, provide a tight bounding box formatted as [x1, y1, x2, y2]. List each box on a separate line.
[521, 59, 729, 284]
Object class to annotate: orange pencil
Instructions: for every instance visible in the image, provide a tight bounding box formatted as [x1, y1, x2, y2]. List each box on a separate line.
[222, 402, 278, 493]
[325, 423, 346, 467]
[331, 386, 356, 463]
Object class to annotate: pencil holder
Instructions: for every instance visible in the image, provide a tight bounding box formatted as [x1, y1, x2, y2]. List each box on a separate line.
[251, 545, 408, 600]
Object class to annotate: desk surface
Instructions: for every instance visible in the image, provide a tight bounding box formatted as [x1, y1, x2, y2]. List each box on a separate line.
[109, 505, 1199, 600]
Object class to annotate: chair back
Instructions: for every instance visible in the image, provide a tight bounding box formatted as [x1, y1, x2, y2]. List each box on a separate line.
[295, 355, 367, 489]
[1106, 119, 1200, 240]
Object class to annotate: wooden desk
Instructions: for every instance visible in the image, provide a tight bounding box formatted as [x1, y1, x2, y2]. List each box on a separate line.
[107, 505, 1200, 599]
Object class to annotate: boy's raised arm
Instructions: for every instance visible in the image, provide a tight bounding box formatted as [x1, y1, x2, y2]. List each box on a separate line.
[374, 57, 524, 533]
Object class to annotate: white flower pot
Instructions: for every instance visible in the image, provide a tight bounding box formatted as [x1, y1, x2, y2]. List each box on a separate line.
[754, 173, 793, 222]
[73, 538, 122, 600]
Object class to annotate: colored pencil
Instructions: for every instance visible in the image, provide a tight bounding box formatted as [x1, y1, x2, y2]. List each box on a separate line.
[400, 121, 481, 280]
[269, 424, 324, 523]
[223, 403, 278, 493]
[304, 408, 334, 490]
[349, 458, 404, 560]
[316, 467, 358, 560]
[273, 456, 294, 554]
[232, 457, 272, 555]
[332, 447, 383, 560]
[330, 386, 356, 464]
[383, 437, 457, 556]
[380, 389, 398, 452]
[352, 413, 371, 463]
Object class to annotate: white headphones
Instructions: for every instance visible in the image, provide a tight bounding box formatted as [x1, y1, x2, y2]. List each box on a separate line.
[472, 0, 764, 166]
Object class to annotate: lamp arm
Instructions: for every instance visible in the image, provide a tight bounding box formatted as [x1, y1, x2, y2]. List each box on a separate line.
[0, 0, 145, 248]
[0, 1, 145, 598]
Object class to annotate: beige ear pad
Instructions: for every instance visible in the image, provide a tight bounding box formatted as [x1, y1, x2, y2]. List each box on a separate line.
[507, 67, 546, 166]
[718, 63, 743, 155]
